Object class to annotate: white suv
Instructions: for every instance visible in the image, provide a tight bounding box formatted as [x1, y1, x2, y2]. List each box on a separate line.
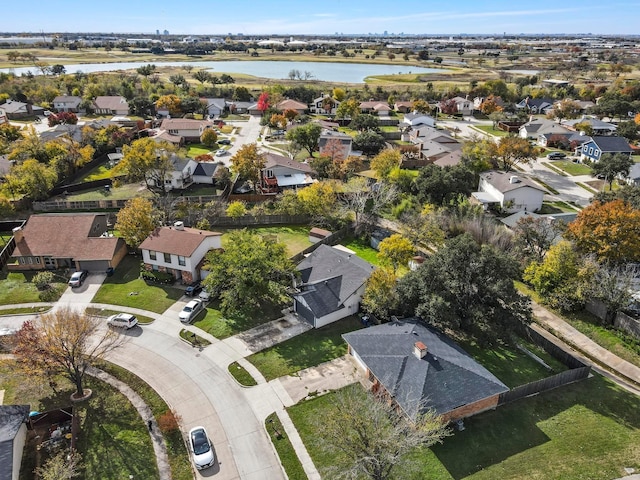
[179, 299, 205, 323]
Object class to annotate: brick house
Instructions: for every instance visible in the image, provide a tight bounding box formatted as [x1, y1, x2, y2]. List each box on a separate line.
[9, 213, 127, 272]
[343, 318, 509, 422]
[139, 222, 222, 283]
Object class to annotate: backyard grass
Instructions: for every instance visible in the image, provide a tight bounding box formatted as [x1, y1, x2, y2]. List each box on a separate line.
[220, 225, 313, 257]
[549, 160, 592, 176]
[0, 270, 66, 305]
[62, 182, 152, 202]
[91, 255, 183, 313]
[246, 316, 363, 381]
[228, 361, 258, 386]
[341, 237, 382, 266]
[85, 307, 155, 324]
[193, 300, 283, 339]
[78, 164, 114, 182]
[265, 413, 307, 480]
[289, 374, 640, 480]
[0, 362, 159, 480]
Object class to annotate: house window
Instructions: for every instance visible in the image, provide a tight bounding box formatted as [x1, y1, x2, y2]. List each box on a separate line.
[178, 256, 186, 266]
[594, 150, 600, 157]
[152, 264, 159, 271]
[589, 147, 594, 155]
[164, 253, 171, 263]
[35, 257, 40, 264]
[149, 251, 157, 260]
[28, 257, 33, 264]
[19, 257, 25, 265]
[266, 169, 274, 178]
[169, 129, 178, 135]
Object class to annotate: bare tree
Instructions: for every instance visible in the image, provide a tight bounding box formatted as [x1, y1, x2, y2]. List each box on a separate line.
[587, 262, 640, 323]
[316, 386, 450, 480]
[339, 177, 398, 235]
[12, 307, 124, 398]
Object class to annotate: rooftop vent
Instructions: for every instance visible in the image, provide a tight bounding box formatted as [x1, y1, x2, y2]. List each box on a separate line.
[509, 175, 521, 184]
[173, 221, 184, 231]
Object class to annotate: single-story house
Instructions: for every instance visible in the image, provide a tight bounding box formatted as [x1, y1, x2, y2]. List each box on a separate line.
[519, 118, 572, 143]
[563, 117, 616, 136]
[403, 113, 436, 127]
[261, 152, 316, 192]
[343, 319, 509, 422]
[276, 99, 307, 115]
[139, 222, 222, 284]
[472, 171, 546, 213]
[394, 101, 414, 113]
[10, 213, 128, 272]
[0, 100, 43, 119]
[309, 94, 340, 115]
[359, 101, 390, 116]
[53, 95, 83, 113]
[159, 118, 215, 143]
[0, 405, 30, 480]
[293, 244, 375, 328]
[580, 136, 634, 162]
[538, 131, 587, 149]
[228, 101, 255, 114]
[624, 163, 640, 186]
[516, 97, 554, 115]
[92, 96, 130, 116]
[201, 98, 226, 117]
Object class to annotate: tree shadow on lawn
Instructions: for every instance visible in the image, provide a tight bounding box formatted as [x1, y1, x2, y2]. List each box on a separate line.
[432, 374, 640, 479]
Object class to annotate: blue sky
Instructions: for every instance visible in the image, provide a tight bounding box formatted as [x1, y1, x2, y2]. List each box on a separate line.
[4, 1, 636, 35]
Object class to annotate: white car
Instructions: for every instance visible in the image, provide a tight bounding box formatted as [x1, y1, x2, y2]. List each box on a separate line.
[179, 299, 205, 323]
[198, 289, 211, 301]
[107, 313, 138, 329]
[188, 426, 215, 470]
[214, 149, 228, 157]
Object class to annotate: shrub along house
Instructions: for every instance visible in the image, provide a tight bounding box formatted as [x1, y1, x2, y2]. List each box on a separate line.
[9, 213, 127, 272]
[343, 318, 509, 422]
[139, 222, 221, 284]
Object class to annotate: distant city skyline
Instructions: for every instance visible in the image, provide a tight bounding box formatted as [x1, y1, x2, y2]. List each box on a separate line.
[3, 1, 636, 36]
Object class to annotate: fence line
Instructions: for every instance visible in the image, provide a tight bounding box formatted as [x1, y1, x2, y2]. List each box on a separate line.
[289, 224, 352, 263]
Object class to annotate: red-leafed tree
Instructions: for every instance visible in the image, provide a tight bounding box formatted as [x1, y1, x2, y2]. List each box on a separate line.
[257, 92, 270, 113]
[48, 111, 78, 127]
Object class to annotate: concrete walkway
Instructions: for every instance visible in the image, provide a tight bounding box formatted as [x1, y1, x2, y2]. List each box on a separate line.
[87, 367, 171, 480]
[532, 301, 640, 389]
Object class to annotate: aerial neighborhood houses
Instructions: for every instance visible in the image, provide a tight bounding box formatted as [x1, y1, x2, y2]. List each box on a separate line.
[473, 171, 546, 213]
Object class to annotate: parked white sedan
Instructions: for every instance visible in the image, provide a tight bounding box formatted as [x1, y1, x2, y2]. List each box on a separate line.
[188, 426, 215, 470]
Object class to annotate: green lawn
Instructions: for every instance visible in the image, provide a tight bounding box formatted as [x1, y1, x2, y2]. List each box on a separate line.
[228, 361, 258, 386]
[550, 160, 592, 176]
[290, 375, 640, 480]
[62, 182, 152, 202]
[538, 201, 580, 214]
[265, 413, 307, 480]
[0, 270, 66, 305]
[246, 316, 363, 381]
[193, 300, 283, 339]
[220, 226, 313, 257]
[0, 363, 159, 480]
[91, 255, 183, 313]
[473, 125, 509, 137]
[341, 237, 382, 266]
[185, 143, 214, 158]
[79, 164, 114, 182]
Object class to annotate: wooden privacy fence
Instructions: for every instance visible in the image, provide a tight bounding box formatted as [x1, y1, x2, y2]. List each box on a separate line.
[497, 325, 591, 406]
[289, 225, 352, 263]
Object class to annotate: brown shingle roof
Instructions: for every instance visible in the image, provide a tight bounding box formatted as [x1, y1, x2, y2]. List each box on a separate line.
[93, 96, 129, 111]
[264, 153, 314, 173]
[12, 213, 124, 261]
[139, 226, 221, 257]
[160, 118, 213, 131]
[277, 99, 307, 111]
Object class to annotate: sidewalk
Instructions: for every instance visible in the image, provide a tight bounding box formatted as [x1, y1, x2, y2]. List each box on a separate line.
[532, 301, 640, 389]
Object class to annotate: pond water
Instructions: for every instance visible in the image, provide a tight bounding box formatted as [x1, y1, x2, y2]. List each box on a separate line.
[0, 60, 447, 83]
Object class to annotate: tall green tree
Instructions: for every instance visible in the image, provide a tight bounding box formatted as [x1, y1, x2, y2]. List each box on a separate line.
[202, 230, 296, 316]
[115, 197, 159, 249]
[397, 233, 531, 344]
[286, 123, 322, 157]
[591, 153, 633, 190]
[5, 159, 57, 200]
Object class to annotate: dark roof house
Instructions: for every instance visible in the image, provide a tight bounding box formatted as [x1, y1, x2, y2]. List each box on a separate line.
[343, 319, 508, 421]
[0, 405, 30, 480]
[293, 244, 374, 328]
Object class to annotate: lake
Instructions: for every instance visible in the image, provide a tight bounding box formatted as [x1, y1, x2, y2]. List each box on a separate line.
[0, 60, 446, 83]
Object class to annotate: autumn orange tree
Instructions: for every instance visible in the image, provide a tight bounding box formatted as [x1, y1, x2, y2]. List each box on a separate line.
[230, 143, 266, 187]
[12, 307, 123, 398]
[565, 199, 640, 264]
[492, 136, 538, 171]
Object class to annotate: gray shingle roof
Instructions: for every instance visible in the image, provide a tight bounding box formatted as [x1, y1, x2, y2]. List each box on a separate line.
[588, 136, 633, 153]
[294, 245, 374, 319]
[193, 162, 218, 177]
[0, 405, 30, 480]
[480, 170, 547, 194]
[343, 319, 508, 420]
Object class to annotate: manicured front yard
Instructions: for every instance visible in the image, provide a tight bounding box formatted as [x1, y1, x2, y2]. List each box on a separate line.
[246, 316, 363, 381]
[473, 125, 509, 137]
[0, 270, 66, 305]
[185, 143, 214, 158]
[193, 300, 283, 339]
[289, 374, 640, 480]
[550, 160, 592, 176]
[91, 255, 183, 313]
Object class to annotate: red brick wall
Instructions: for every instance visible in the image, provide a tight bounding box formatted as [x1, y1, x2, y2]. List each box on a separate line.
[441, 395, 500, 422]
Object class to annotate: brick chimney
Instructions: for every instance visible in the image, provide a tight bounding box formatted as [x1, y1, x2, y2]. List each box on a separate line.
[414, 341, 427, 359]
[12, 226, 23, 243]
